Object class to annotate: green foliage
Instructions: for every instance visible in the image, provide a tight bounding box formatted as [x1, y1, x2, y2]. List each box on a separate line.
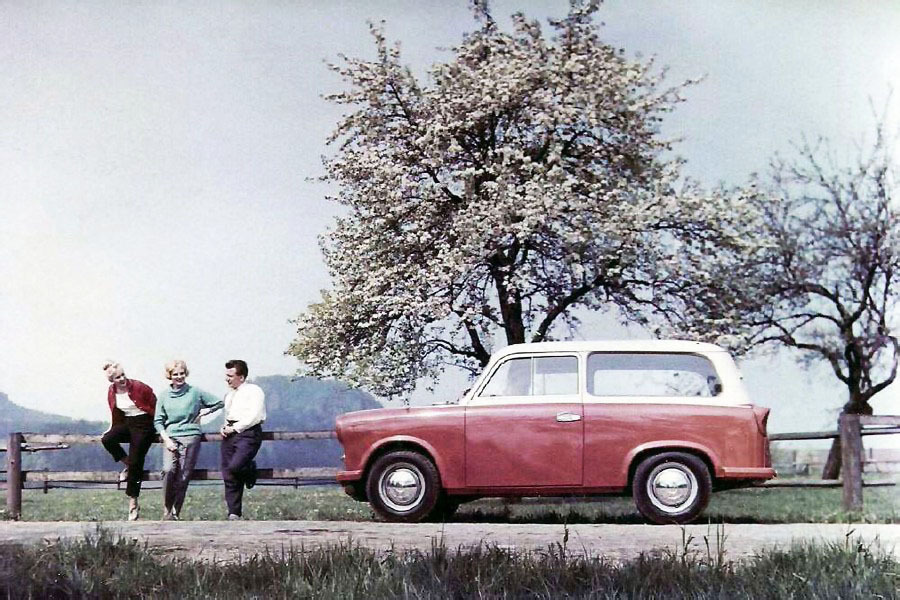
[1, 526, 898, 599]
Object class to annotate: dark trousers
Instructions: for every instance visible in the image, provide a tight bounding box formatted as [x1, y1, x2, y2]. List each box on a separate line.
[220, 424, 262, 516]
[101, 414, 155, 498]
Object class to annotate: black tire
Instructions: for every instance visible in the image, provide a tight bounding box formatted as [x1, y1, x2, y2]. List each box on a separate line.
[632, 452, 712, 525]
[365, 450, 441, 522]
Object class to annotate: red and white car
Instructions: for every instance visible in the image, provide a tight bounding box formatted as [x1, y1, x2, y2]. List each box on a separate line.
[335, 340, 775, 524]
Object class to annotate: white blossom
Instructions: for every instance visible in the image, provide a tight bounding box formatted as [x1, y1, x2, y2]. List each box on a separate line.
[289, 1, 768, 397]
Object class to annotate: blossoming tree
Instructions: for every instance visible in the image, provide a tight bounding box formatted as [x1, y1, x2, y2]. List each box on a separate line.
[289, 1, 764, 397]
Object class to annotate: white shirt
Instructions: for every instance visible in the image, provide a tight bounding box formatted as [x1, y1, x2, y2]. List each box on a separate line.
[115, 390, 147, 417]
[223, 382, 266, 433]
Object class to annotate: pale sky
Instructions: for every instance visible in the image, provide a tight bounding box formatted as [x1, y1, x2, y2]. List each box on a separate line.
[1, 1, 898, 437]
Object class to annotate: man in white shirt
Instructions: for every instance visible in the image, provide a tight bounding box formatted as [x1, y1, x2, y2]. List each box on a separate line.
[220, 359, 266, 520]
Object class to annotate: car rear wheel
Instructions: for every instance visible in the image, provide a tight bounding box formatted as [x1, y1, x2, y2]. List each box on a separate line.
[366, 450, 441, 522]
[632, 452, 711, 524]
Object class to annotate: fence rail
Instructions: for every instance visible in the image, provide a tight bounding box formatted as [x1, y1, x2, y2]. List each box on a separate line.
[5, 430, 337, 519]
[5, 415, 899, 519]
[769, 426, 900, 441]
[22, 467, 338, 484]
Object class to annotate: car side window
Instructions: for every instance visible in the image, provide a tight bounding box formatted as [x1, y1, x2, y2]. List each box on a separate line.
[479, 355, 578, 398]
[480, 358, 532, 397]
[534, 356, 578, 395]
[587, 352, 721, 397]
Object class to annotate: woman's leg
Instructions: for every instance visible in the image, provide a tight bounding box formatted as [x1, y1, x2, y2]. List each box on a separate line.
[101, 423, 130, 463]
[125, 416, 156, 499]
[160, 443, 179, 514]
[172, 435, 201, 515]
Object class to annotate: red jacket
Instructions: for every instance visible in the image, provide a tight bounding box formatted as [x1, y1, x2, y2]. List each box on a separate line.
[107, 379, 156, 427]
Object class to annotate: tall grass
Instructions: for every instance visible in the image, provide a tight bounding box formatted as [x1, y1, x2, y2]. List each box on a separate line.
[6, 483, 899, 523]
[0, 526, 897, 599]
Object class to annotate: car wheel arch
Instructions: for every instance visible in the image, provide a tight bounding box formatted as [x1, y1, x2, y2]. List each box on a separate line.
[626, 445, 717, 488]
[361, 438, 443, 485]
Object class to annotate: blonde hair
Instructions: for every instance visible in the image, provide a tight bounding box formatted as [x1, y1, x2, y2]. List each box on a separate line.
[102, 361, 124, 382]
[164, 359, 190, 380]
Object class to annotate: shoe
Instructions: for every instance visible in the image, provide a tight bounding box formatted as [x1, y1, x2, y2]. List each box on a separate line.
[245, 460, 258, 490]
[162, 510, 175, 521]
[118, 467, 129, 483]
[227, 514, 242, 521]
[171, 510, 179, 521]
[128, 504, 140, 522]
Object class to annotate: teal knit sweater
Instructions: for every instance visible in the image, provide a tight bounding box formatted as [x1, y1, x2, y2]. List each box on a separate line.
[153, 384, 224, 438]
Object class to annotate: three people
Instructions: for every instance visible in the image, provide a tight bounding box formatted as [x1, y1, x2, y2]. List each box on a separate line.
[220, 359, 267, 520]
[100, 361, 157, 521]
[100, 358, 266, 521]
[154, 359, 224, 520]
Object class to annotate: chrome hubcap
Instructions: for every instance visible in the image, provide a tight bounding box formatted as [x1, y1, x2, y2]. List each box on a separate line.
[647, 463, 697, 513]
[379, 464, 424, 512]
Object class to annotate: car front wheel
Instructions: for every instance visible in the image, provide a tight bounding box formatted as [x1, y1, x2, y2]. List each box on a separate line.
[365, 450, 441, 522]
[632, 452, 711, 524]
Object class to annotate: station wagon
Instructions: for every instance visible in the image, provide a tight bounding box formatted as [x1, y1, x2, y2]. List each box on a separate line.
[334, 340, 775, 524]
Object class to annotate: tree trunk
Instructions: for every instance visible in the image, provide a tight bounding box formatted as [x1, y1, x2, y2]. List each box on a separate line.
[821, 397, 872, 480]
[822, 436, 842, 480]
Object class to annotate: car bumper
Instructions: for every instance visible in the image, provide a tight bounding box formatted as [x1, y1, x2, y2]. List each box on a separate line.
[720, 467, 776, 479]
[336, 470, 363, 483]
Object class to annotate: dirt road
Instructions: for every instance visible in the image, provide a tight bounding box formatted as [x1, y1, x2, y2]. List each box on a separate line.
[1, 521, 898, 563]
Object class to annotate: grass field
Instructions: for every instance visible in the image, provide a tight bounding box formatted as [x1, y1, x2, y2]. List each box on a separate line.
[1, 525, 898, 599]
[3, 485, 900, 597]
[5, 482, 899, 523]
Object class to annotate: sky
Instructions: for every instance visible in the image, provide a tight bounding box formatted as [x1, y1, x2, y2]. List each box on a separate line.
[1, 1, 898, 438]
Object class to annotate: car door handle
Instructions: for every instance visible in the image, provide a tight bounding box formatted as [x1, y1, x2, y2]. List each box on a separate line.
[556, 412, 581, 422]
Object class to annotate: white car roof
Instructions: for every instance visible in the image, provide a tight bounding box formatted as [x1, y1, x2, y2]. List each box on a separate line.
[492, 339, 728, 359]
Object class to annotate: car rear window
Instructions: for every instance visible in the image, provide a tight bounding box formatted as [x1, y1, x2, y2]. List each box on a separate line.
[587, 352, 721, 397]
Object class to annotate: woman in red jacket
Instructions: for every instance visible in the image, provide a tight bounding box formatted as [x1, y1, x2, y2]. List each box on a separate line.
[100, 361, 157, 521]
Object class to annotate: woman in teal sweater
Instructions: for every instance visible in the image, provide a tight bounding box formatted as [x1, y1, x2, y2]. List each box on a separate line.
[154, 360, 224, 520]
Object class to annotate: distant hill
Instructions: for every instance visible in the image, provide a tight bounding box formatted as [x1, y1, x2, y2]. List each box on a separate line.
[0, 376, 382, 472]
[200, 375, 381, 433]
[0, 391, 108, 436]
[195, 375, 383, 469]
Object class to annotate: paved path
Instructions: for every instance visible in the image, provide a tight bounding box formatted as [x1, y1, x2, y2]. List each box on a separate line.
[1, 521, 898, 563]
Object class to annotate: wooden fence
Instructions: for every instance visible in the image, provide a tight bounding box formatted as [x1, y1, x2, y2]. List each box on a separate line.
[4, 415, 899, 519]
[4, 430, 338, 520]
[772, 447, 900, 475]
[767, 415, 900, 511]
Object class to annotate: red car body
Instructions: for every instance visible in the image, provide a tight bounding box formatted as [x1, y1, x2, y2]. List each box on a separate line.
[335, 340, 775, 523]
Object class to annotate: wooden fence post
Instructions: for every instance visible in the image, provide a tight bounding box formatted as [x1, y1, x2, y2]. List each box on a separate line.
[840, 415, 863, 511]
[6, 432, 23, 520]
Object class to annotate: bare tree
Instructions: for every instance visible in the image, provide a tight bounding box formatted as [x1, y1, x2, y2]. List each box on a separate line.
[750, 119, 899, 478]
